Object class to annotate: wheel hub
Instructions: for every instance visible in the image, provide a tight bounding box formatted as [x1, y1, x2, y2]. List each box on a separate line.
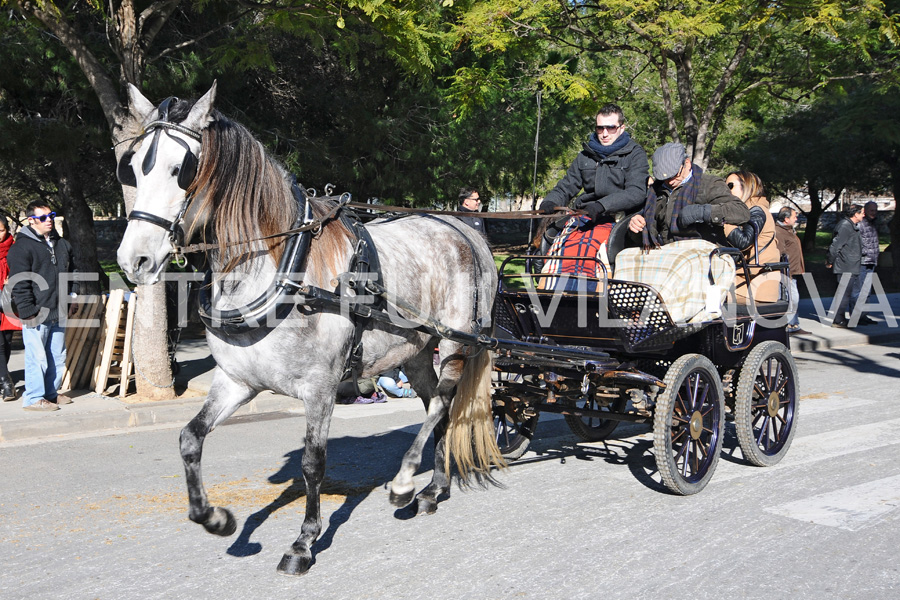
[689, 411, 703, 439]
[767, 391, 780, 417]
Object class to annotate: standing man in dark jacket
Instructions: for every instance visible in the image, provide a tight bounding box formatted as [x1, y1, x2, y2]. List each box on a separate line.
[774, 207, 807, 334]
[539, 103, 649, 242]
[852, 201, 879, 325]
[457, 187, 486, 235]
[628, 143, 752, 247]
[7, 202, 79, 411]
[826, 204, 864, 328]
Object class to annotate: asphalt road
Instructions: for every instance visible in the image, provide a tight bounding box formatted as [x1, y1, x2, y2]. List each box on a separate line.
[2, 342, 899, 600]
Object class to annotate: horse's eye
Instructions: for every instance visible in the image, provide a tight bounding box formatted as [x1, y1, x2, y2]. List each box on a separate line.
[172, 165, 181, 176]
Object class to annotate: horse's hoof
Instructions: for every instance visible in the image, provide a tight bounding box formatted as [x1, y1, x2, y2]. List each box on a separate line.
[389, 489, 414, 507]
[202, 507, 237, 537]
[277, 553, 311, 576]
[416, 497, 438, 515]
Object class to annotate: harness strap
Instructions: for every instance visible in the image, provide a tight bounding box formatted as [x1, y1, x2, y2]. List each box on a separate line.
[345, 201, 555, 220]
[337, 213, 385, 392]
[129, 210, 177, 231]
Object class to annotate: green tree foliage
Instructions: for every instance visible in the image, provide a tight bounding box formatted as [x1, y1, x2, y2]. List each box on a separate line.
[454, 0, 899, 168]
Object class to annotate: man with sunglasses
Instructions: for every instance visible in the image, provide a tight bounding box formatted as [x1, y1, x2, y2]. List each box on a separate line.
[539, 104, 649, 227]
[535, 104, 648, 282]
[7, 202, 79, 411]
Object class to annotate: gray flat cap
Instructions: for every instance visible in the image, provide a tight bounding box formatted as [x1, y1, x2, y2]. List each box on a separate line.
[652, 142, 688, 180]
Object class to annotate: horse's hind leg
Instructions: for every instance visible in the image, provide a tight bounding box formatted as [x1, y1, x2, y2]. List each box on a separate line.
[389, 343, 462, 514]
[277, 392, 336, 576]
[181, 367, 256, 536]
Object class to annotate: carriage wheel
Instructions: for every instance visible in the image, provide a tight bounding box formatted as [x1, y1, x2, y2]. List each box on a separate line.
[734, 341, 799, 467]
[492, 403, 538, 461]
[652, 354, 725, 496]
[564, 396, 627, 442]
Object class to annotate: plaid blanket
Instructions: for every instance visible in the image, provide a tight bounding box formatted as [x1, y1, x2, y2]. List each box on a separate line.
[613, 239, 736, 323]
[540, 216, 613, 291]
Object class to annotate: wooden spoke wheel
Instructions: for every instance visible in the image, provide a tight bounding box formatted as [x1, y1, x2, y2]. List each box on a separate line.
[492, 371, 538, 461]
[492, 402, 538, 461]
[734, 341, 799, 467]
[653, 354, 725, 495]
[564, 395, 627, 442]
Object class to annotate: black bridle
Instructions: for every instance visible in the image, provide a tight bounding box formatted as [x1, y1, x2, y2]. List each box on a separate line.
[117, 97, 203, 266]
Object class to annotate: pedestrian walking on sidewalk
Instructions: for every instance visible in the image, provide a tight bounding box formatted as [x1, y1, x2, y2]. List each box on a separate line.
[7, 202, 80, 411]
[826, 204, 863, 328]
[0, 215, 22, 401]
[774, 207, 808, 334]
[852, 201, 880, 325]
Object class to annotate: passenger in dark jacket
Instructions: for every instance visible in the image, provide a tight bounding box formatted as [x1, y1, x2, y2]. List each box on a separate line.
[628, 143, 752, 247]
[457, 187, 486, 235]
[826, 204, 864, 328]
[6, 202, 79, 411]
[538, 104, 648, 249]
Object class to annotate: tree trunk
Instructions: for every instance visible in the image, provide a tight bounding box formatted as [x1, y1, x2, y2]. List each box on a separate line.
[53, 159, 105, 294]
[802, 182, 823, 251]
[132, 285, 176, 400]
[12, 1, 180, 400]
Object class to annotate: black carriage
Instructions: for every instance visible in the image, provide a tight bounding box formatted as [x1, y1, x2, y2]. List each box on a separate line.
[488, 221, 800, 495]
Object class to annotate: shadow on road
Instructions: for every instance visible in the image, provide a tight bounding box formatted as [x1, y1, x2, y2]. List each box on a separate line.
[225, 427, 423, 559]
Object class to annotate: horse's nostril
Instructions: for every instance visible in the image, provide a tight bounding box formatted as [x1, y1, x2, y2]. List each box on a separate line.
[135, 256, 150, 273]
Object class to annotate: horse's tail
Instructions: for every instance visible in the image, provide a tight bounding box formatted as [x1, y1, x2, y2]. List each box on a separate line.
[444, 348, 506, 478]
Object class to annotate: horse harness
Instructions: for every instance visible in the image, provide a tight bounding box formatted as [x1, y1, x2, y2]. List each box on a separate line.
[118, 96, 487, 385]
[117, 97, 202, 257]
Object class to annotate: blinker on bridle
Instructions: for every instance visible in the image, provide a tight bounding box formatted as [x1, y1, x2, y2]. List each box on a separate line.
[117, 96, 203, 267]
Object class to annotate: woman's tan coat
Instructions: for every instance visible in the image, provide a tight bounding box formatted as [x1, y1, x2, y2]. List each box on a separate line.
[725, 196, 782, 303]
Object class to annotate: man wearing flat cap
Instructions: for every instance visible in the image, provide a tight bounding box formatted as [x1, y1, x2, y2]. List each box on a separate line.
[629, 142, 751, 247]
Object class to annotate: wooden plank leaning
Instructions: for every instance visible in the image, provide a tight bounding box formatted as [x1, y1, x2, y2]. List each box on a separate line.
[92, 289, 125, 394]
[118, 291, 137, 398]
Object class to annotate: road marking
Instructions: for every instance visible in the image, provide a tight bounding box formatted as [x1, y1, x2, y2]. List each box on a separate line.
[765, 474, 900, 531]
[783, 418, 900, 466]
[799, 396, 875, 416]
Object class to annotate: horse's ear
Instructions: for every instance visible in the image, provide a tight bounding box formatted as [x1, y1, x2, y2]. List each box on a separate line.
[183, 81, 217, 132]
[127, 83, 156, 122]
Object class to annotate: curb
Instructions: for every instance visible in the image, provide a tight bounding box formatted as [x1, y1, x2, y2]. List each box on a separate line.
[0, 393, 305, 445]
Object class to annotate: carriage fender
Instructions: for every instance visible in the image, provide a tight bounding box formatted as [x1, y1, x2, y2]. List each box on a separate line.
[599, 369, 666, 389]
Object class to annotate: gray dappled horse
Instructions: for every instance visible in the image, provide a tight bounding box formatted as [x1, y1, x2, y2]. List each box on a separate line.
[115, 82, 503, 576]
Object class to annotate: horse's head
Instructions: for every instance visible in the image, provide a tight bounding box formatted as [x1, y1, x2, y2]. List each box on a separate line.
[116, 82, 217, 285]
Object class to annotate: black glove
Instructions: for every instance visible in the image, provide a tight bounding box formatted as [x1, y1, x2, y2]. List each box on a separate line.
[580, 201, 605, 223]
[538, 200, 558, 215]
[677, 203, 712, 228]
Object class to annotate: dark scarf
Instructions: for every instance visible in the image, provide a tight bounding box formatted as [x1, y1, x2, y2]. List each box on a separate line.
[640, 163, 704, 249]
[587, 130, 631, 158]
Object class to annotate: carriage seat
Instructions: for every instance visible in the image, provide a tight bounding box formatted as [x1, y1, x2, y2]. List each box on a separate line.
[606, 212, 641, 270]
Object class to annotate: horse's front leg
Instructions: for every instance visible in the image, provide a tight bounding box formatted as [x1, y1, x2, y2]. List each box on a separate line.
[277, 391, 336, 577]
[181, 367, 256, 536]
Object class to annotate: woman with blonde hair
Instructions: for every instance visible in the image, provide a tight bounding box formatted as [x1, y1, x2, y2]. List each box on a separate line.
[724, 171, 782, 303]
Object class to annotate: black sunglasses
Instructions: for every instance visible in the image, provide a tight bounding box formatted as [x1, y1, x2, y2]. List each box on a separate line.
[29, 212, 57, 222]
[595, 124, 621, 133]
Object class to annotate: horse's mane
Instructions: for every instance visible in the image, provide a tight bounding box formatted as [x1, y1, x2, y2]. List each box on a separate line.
[184, 112, 351, 278]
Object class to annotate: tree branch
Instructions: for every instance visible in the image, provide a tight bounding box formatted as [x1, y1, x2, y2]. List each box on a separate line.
[138, 0, 182, 50]
[148, 9, 256, 62]
[13, 1, 121, 131]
